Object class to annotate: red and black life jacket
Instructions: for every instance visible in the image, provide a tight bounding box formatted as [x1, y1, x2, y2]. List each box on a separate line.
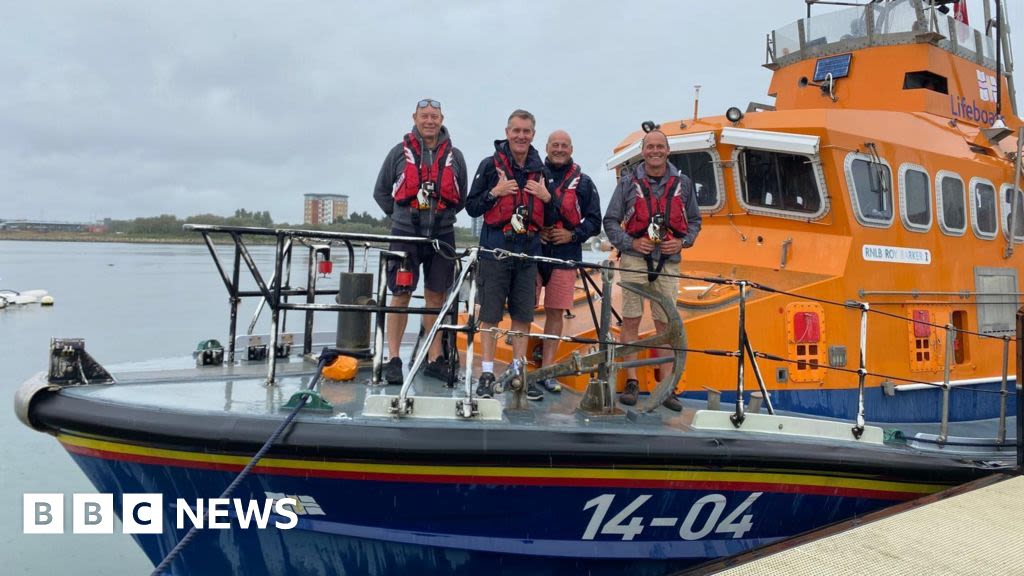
[622, 170, 688, 239]
[483, 149, 544, 233]
[392, 133, 461, 211]
[547, 163, 583, 229]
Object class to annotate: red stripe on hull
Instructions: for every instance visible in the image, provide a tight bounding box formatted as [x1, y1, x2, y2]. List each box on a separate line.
[63, 443, 924, 501]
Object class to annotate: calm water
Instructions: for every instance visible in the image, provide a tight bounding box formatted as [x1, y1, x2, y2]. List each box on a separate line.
[0, 240, 382, 574]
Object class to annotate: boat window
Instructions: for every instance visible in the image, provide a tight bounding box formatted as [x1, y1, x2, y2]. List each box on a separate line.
[970, 178, 998, 239]
[735, 148, 823, 216]
[898, 164, 931, 232]
[999, 184, 1024, 242]
[669, 150, 724, 212]
[936, 171, 966, 236]
[845, 153, 893, 227]
[902, 71, 948, 94]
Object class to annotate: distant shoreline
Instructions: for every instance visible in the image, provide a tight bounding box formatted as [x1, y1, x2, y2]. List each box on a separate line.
[0, 232, 207, 245]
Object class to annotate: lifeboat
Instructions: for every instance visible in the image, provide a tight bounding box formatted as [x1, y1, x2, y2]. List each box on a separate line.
[479, 0, 1023, 429]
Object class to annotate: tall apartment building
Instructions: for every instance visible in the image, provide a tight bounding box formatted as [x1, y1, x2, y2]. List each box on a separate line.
[303, 194, 349, 225]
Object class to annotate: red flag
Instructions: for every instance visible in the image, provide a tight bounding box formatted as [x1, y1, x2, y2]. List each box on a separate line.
[954, 1, 969, 26]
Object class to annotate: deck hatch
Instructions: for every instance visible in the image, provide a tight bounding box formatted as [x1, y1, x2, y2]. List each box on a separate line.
[785, 303, 827, 383]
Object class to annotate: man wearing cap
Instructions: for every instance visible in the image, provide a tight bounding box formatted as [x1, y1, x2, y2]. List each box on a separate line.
[603, 129, 701, 411]
[466, 109, 550, 401]
[535, 130, 602, 394]
[373, 98, 468, 385]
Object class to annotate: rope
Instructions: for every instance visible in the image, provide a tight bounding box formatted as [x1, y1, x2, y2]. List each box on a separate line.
[150, 348, 340, 576]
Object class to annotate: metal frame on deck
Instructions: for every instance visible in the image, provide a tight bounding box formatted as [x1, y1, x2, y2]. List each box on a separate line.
[187, 224, 456, 386]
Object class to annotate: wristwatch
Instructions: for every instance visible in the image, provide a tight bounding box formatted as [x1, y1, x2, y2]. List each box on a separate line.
[570, 232, 578, 243]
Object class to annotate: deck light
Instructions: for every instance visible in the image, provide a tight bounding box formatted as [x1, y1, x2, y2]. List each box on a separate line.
[726, 107, 744, 123]
[641, 121, 658, 133]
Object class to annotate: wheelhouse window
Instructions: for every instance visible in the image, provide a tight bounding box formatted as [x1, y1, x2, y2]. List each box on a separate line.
[970, 178, 998, 239]
[899, 164, 931, 231]
[1000, 184, 1024, 241]
[845, 153, 893, 227]
[669, 150, 723, 211]
[936, 171, 966, 235]
[735, 148, 823, 215]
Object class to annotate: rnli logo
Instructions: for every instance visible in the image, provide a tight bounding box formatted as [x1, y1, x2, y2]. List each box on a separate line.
[977, 70, 998, 103]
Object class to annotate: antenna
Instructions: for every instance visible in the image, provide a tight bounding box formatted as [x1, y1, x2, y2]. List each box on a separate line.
[692, 85, 702, 122]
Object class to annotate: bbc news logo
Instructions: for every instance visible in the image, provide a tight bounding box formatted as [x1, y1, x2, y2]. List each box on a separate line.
[23, 493, 309, 534]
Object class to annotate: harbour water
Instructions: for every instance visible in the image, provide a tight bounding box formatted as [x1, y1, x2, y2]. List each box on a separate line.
[0, 239, 397, 574]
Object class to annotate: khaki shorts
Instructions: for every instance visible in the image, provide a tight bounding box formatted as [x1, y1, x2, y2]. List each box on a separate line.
[618, 253, 679, 323]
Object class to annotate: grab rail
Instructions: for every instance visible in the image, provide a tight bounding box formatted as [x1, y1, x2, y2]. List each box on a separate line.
[189, 225, 1017, 447]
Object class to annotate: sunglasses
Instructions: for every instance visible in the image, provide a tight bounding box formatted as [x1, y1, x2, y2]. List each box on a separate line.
[417, 99, 442, 109]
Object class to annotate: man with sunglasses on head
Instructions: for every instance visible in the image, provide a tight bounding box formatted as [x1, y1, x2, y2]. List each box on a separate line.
[466, 109, 550, 401]
[373, 98, 468, 385]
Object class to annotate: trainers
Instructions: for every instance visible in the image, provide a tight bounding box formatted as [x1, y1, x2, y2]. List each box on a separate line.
[424, 356, 452, 382]
[619, 379, 640, 406]
[526, 382, 544, 401]
[662, 395, 683, 412]
[541, 378, 562, 393]
[383, 357, 403, 385]
[475, 372, 496, 399]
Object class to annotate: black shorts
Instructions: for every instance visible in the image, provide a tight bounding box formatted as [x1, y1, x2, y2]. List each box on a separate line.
[386, 231, 456, 295]
[476, 258, 537, 324]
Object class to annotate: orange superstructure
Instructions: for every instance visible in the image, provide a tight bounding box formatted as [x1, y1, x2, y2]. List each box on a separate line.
[468, 0, 1022, 424]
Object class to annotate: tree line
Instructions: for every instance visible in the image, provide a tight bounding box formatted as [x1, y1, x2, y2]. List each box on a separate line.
[104, 209, 475, 243]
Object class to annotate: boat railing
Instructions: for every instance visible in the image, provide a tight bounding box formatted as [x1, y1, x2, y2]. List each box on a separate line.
[461, 248, 1018, 447]
[767, 0, 1003, 71]
[186, 224, 465, 387]
[188, 224, 1017, 447]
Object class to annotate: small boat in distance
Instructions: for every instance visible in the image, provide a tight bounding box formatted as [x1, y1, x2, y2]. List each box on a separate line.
[0, 288, 52, 308]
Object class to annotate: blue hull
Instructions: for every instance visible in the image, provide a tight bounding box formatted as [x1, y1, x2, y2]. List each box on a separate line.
[67, 448, 924, 576]
[684, 378, 1018, 423]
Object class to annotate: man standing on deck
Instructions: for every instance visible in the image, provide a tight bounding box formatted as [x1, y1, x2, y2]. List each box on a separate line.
[373, 98, 468, 385]
[603, 129, 701, 411]
[466, 109, 550, 401]
[535, 130, 602, 394]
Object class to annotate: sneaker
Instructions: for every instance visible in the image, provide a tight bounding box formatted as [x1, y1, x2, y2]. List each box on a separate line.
[383, 357, 403, 386]
[619, 379, 640, 406]
[526, 382, 544, 401]
[541, 378, 562, 393]
[662, 395, 683, 412]
[475, 372, 496, 399]
[424, 356, 452, 382]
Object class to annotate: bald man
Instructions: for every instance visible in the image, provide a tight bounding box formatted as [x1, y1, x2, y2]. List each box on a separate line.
[535, 130, 602, 395]
[603, 130, 701, 411]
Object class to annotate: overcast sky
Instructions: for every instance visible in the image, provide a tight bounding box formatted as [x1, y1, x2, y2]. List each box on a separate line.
[2, 1, 1019, 226]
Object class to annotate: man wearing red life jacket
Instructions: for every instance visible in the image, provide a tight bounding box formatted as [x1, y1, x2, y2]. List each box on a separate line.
[603, 129, 701, 411]
[465, 109, 551, 400]
[373, 98, 467, 385]
[535, 130, 602, 394]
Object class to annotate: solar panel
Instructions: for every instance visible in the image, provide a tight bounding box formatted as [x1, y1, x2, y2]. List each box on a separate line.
[813, 53, 853, 82]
